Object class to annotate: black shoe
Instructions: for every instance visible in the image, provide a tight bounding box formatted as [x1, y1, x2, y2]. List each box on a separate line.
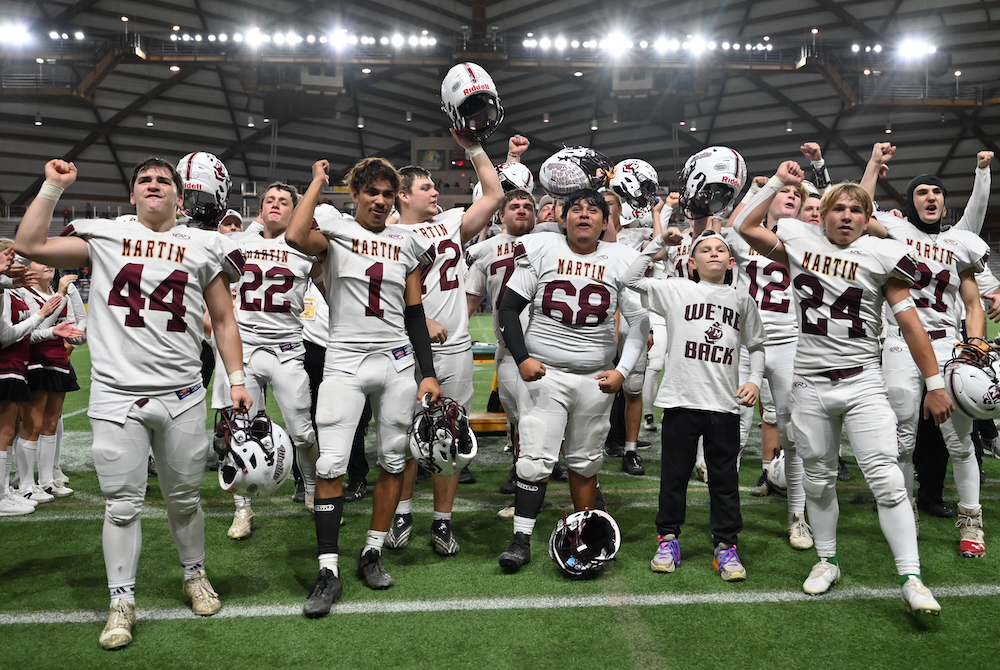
[303, 568, 342, 618]
[357, 549, 394, 589]
[837, 457, 852, 482]
[749, 471, 769, 497]
[643, 414, 657, 432]
[147, 455, 157, 478]
[459, 466, 476, 484]
[499, 467, 517, 495]
[605, 442, 623, 458]
[623, 451, 645, 476]
[917, 498, 955, 519]
[595, 484, 607, 511]
[292, 478, 306, 504]
[385, 512, 413, 550]
[551, 462, 569, 481]
[415, 466, 427, 485]
[430, 519, 460, 556]
[499, 533, 531, 574]
[344, 479, 367, 502]
[636, 440, 652, 450]
[205, 450, 220, 472]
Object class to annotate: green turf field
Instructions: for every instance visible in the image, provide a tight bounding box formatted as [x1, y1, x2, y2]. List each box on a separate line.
[4, 333, 1000, 670]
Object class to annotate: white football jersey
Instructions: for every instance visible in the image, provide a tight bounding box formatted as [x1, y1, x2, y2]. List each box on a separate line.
[506, 232, 644, 373]
[465, 232, 531, 344]
[776, 218, 917, 374]
[723, 226, 798, 346]
[300, 280, 330, 347]
[615, 227, 652, 251]
[234, 230, 317, 356]
[876, 212, 989, 340]
[65, 218, 243, 393]
[643, 278, 766, 414]
[665, 230, 695, 279]
[314, 207, 434, 372]
[397, 208, 470, 354]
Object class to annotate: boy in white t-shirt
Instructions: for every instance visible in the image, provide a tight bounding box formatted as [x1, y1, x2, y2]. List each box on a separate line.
[625, 230, 766, 581]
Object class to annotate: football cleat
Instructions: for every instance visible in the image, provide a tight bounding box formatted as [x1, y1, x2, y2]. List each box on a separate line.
[499, 467, 517, 495]
[183, 570, 221, 616]
[605, 442, 624, 458]
[623, 451, 645, 476]
[803, 560, 841, 595]
[19, 484, 54, 504]
[357, 549, 394, 590]
[292, 478, 306, 503]
[344, 479, 367, 502]
[643, 414, 657, 432]
[303, 567, 342, 619]
[901, 576, 941, 616]
[837, 457, 852, 481]
[713, 544, 746, 582]
[788, 513, 814, 550]
[430, 519, 460, 557]
[496, 502, 515, 519]
[749, 471, 770, 497]
[385, 512, 413, 550]
[305, 490, 314, 513]
[0, 491, 35, 516]
[956, 505, 986, 558]
[499, 532, 531, 574]
[227, 505, 254, 540]
[650, 534, 680, 573]
[43, 482, 74, 497]
[99, 599, 136, 651]
[695, 462, 709, 484]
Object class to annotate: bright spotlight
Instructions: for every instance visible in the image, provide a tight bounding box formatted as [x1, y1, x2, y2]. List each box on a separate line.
[654, 38, 668, 52]
[555, 36, 567, 49]
[539, 37, 551, 49]
[391, 33, 404, 47]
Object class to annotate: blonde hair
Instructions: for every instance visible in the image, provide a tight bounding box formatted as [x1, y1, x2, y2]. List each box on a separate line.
[819, 182, 873, 219]
[0, 238, 13, 252]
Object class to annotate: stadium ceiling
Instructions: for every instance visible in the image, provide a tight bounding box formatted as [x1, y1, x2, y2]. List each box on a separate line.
[1, 0, 999, 218]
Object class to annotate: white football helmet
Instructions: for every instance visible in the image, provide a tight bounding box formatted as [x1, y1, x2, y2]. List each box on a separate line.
[408, 398, 478, 476]
[472, 162, 535, 202]
[440, 62, 504, 142]
[766, 450, 788, 496]
[216, 411, 293, 497]
[549, 509, 621, 579]
[801, 179, 821, 198]
[610, 158, 659, 212]
[177, 151, 232, 227]
[678, 146, 747, 219]
[539, 147, 614, 196]
[945, 341, 1000, 420]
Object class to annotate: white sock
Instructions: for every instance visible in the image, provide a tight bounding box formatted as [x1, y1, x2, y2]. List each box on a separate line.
[898, 456, 915, 499]
[364, 530, 387, 553]
[433, 511, 451, 521]
[513, 515, 536, 536]
[181, 555, 206, 581]
[395, 498, 413, 515]
[37, 434, 57, 487]
[761, 458, 772, 473]
[318, 553, 339, 577]
[695, 438, 705, 467]
[804, 477, 839, 558]
[55, 417, 64, 478]
[16, 438, 38, 488]
[785, 448, 806, 516]
[877, 499, 920, 576]
[0, 450, 8, 495]
[643, 372, 659, 416]
[109, 580, 137, 606]
[234, 494, 252, 507]
[624, 441, 637, 453]
[103, 517, 142, 595]
[952, 452, 981, 510]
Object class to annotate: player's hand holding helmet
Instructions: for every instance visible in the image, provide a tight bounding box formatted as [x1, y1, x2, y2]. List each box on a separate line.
[548, 509, 622, 579]
[177, 151, 232, 227]
[945, 338, 1000, 420]
[610, 159, 659, 213]
[539, 146, 614, 196]
[408, 397, 478, 476]
[678, 146, 747, 219]
[441, 62, 505, 142]
[216, 410, 293, 497]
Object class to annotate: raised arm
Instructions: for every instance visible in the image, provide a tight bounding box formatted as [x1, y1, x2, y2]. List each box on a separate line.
[732, 162, 803, 268]
[459, 130, 505, 244]
[954, 151, 994, 233]
[286, 160, 333, 257]
[14, 160, 90, 268]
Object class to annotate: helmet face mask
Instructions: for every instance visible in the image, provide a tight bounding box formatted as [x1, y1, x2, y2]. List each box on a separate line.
[177, 152, 232, 226]
[408, 398, 478, 476]
[945, 340, 1000, 420]
[441, 62, 505, 142]
[216, 410, 293, 497]
[548, 509, 622, 579]
[610, 159, 659, 213]
[678, 146, 746, 219]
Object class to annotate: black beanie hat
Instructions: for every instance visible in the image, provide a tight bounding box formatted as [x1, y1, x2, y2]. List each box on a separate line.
[905, 174, 947, 232]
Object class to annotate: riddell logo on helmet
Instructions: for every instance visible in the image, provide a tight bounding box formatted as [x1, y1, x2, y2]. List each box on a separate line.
[273, 443, 287, 480]
[462, 83, 491, 96]
[721, 175, 740, 186]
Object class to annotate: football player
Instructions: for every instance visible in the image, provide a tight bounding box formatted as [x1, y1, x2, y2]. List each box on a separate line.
[385, 131, 508, 557]
[16, 157, 252, 649]
[495, 188, 649, 574]
[861, 142, 992, 557]
[735, 161, 948, 615]
[286, 158, 441, 617]
[217, 182, 322, 539]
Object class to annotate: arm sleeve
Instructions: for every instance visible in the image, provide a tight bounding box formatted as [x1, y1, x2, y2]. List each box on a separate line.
[498, 290, 532, 365]
[954, 167, 991, 234]
[403, 303, 437, 379]
[811, 159, 832, 192]
[615, 308, 650, 377]
[66, 284, 87, 344]
[745, 347, 765, 390]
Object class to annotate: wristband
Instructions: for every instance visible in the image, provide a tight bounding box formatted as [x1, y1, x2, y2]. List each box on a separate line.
[466, 144, 484, 159]
[765, 175, 786, 193]
[890, 296, 915, 315]
[228, 370, 246, 386]
[924, 374, 944, 392]
[38, 182, 65, 202]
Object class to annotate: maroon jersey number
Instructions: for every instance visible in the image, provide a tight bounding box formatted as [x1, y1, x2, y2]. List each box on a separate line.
[239, 264, 295, 313]
[109, 263, 188, 332]
[541, 280, 612, 326]
[794, 275, 864, 338]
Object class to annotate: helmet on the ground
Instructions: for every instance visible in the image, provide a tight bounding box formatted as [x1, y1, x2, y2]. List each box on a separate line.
[177, 151, 232, 226]
[548, 509, 621, 579]
[678, 146, 746, 219]
[767, 450, 788, 496]
[538, 147, 613, 196]
[408, 398, 478, 476]
[610, 159, 659, 212]
[441, 62, 504, 142]
[945, 340, 1000, 420]
[216, 411, 293, 497]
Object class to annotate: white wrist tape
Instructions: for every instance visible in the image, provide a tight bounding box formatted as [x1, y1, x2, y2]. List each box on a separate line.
[924, 374, 944, 392]
[466, 145, 484, 159]
[38, 182, 65, 202]
[890, 296, 915, 315]
[765, 175, 786, 193]
[228, 370, 246, 386]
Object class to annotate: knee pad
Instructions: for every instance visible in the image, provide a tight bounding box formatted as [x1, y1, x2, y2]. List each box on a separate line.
[378, 438, 407, 475]
[869, 462, 908, 507]
[105, 499, 141, 526]
[624, 372, 643, 396]
[163, 488, 201, 517]
[565, 453, 603, 479]
[801, 472, 835, 501]
[762, 408, 777, 425]
[515, 456, 553, 483]
[315, 453, 346, 480]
